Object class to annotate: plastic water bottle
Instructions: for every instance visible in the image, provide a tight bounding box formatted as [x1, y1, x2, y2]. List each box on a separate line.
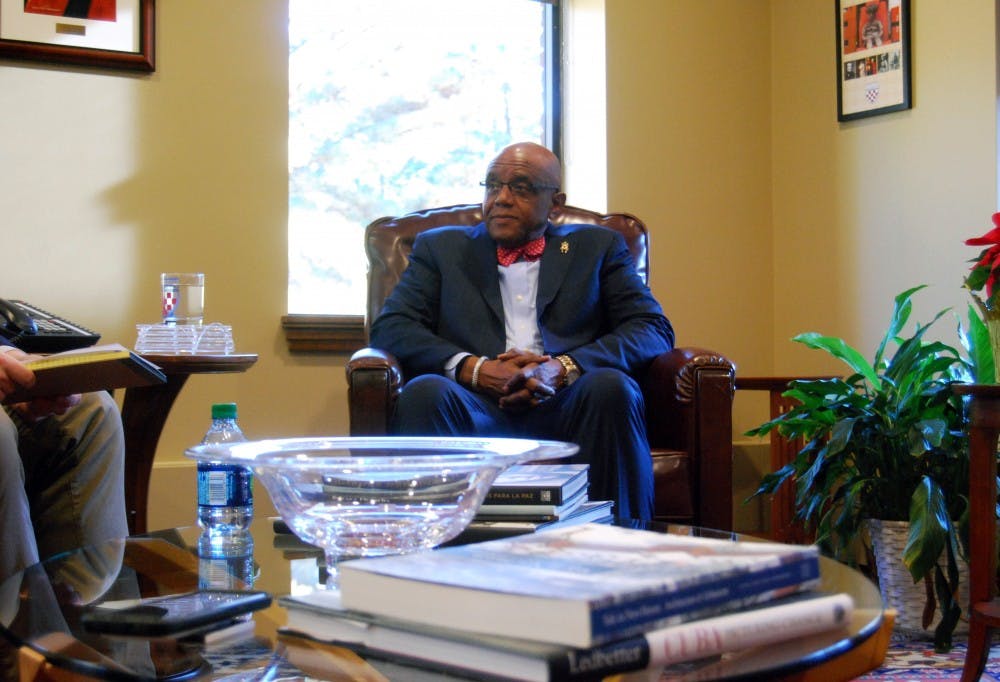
[198, 535, 256, 590]
[197, 403, 253, 552]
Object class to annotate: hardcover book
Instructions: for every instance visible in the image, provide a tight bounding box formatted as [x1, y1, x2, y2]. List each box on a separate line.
[280, 591, 853, 682]
[337, 523, 822, 648]
[475, 485, 588, 520]
[446, 500, 614, 545]
[2, 343, 167, 403]
[484, 464, 590, 505]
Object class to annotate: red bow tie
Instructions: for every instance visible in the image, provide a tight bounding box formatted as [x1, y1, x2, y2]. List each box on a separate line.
[497, 236, 545, 267]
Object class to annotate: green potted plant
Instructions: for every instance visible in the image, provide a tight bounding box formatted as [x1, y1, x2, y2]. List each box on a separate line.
[748, 285, 974, 651]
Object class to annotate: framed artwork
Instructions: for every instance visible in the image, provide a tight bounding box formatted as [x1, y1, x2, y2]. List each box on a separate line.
[836, 0, 910, 121]
[0, 0, 154, 72]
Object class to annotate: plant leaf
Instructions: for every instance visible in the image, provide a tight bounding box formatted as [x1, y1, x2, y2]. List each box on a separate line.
[960, 303, 995, 383]
[874, 285, 925, 368]
[932, 542, 962, 652]
[904, 476, 951, 582]
[967, 263, 992, 292]
[793, 332, 881, 389]
[922, 574, 936, 630]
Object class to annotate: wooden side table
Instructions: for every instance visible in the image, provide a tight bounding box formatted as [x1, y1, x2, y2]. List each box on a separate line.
[120, 353, 258, 535]
[953, 384, 1000, 682]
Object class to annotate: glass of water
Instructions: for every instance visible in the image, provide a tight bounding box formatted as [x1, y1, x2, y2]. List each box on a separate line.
[161, 272, 205, 325]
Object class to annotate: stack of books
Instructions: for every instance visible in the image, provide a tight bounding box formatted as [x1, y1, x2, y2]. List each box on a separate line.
[279, 523, 854, 681]
[452, 464, 614, 544]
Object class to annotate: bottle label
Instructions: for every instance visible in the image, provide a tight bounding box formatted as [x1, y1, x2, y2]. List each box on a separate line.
[197, 463, 253, 507]
[198, 553, 255, 590]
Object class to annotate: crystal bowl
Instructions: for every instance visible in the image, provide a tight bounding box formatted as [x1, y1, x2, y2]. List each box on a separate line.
[185, 436, 577, 584]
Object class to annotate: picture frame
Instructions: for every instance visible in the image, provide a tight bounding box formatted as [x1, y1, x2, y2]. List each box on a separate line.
[0, 0, 154, 73]
[836, 0, 910, 122]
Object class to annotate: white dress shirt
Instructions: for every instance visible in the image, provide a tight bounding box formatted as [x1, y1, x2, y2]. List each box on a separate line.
[444, 260, 543, 379]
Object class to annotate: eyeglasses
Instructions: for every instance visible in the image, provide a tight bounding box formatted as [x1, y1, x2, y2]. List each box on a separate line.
[480, 179, 560, 199]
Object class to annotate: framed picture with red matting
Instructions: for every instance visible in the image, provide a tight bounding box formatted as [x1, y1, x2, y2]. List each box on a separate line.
[0, 0, 154, 72]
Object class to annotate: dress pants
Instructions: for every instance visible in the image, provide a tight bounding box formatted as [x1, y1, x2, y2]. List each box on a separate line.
[391, 367, 654, 520]
[0, 391, 128, 583]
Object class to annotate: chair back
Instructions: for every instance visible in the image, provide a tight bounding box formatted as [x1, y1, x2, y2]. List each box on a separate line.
[364, 203, 649, 337]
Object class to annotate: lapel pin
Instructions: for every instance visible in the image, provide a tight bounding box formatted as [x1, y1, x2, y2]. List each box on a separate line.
[560, 241, 569, 254]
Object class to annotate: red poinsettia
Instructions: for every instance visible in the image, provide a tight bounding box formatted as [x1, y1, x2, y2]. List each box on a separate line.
[965, 212, 1000, 308]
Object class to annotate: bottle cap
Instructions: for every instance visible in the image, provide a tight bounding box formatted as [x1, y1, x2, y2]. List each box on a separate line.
[211, 403, 238, 420]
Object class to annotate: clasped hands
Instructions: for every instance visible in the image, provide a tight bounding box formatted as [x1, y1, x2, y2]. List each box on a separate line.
[0, 348, 80, 421]
[467, 349, 565, 412]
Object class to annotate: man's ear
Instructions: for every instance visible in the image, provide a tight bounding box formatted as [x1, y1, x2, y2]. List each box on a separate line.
[548, 191, 567, 220]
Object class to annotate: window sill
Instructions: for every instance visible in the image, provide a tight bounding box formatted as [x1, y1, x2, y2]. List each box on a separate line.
[281, 314, 366, 353]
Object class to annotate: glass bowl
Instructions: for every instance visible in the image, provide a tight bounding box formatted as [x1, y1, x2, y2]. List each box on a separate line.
[185, 436, 577, 586]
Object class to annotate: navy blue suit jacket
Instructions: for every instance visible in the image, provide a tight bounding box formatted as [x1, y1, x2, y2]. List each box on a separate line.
[369, 221, 674, 381]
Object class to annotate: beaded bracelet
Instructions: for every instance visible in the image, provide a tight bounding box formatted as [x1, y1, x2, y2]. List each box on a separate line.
[470, 356, 488, 390]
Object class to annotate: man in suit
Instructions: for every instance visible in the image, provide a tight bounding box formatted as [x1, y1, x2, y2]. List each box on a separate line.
[0, 347, 127, 581]
[370, 142, 674, 520]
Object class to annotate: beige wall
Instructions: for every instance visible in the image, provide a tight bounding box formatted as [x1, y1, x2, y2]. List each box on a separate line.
[605, 1, 775, 434]
[1, 1, 996, 530]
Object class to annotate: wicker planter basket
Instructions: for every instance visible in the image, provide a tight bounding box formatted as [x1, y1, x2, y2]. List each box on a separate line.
[866, 518, 968, 638]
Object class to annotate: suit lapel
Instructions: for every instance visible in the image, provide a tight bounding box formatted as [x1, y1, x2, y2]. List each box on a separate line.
[469, 226, 505, 325]
[538, 224, 571, 312]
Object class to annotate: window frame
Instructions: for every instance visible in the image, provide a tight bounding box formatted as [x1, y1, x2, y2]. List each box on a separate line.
[283, 1, 563, 353]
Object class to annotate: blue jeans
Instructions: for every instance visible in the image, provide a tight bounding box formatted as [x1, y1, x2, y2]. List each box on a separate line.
[390, 368, 655, 520]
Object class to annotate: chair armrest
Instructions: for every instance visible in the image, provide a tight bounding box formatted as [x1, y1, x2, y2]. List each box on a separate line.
[345, 347, 404, 435]
[642, 347, 736, 531]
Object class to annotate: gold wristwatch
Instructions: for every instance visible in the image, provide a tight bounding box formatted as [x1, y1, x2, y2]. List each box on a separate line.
[555, 355, 581, 388]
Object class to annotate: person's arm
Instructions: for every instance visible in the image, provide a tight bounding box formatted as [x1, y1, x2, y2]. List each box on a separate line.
[559, 232, 674, 376]
[369, 233, 469, 377]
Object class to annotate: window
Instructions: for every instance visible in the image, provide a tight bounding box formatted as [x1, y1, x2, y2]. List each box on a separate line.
[288, 0, 561, 319]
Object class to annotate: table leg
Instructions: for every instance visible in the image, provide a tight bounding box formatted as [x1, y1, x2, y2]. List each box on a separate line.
[962, 618, 990, 682]
[961, 407, 1000, 682]
[120, 374, 191, 535]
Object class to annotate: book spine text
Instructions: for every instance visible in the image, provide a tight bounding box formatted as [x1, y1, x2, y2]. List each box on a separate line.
[557, 593, 852, 679]
[588, 556, 821, 644]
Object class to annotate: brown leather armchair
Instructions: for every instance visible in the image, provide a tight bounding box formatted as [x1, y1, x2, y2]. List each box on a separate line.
[345, 203, 736, 529]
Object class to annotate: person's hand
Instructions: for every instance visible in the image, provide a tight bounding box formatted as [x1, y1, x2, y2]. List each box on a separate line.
[0, 350, 36, 402]
[14, 394, 82, 422]
[495, 349, 562, 412]
[0, 349, 81, 421]
[468, 349, 545, 404]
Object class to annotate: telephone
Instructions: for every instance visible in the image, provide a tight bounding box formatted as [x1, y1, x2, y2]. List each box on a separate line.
[0, 298, 101, 353]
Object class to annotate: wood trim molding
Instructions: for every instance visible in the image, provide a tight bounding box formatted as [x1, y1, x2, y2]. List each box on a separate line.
[281, 314, 366, 353]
